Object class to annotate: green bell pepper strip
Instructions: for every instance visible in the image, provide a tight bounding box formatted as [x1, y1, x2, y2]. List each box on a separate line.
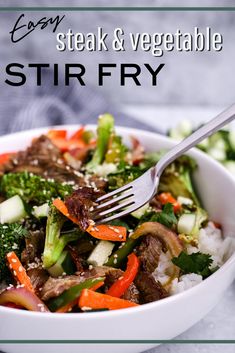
[47, 277, 104, 312]
[105, 238, 138, 268]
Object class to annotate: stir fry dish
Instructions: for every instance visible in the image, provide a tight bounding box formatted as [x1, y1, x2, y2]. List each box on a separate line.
[0, 114, 233, 313]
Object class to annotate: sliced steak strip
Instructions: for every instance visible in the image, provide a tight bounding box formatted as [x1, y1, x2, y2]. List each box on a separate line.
[27, 268, 49, 296]
[135, 271, 168, 304]
[137, 235, 162, 273]
[2, 135, 85, 185]
[67, 245, 86, 273]
[65, 187, 102, 231]
[41, 275, 86, 301]
[41, 266, 111, 301]
[21, 229, 45, 265]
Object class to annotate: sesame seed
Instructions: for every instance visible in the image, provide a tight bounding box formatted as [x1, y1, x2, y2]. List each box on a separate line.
[81, 306, 92, 311]
[113, 229, 120, 234]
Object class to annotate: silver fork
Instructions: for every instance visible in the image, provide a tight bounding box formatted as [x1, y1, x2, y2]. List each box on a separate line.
[93, 104, 235, 223]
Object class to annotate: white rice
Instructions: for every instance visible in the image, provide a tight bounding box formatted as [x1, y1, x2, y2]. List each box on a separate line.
[187, 222, 235, 268]
[171, 273, 203, 295]
[153, 221, 235, 295]
[153, 251, 174, 287]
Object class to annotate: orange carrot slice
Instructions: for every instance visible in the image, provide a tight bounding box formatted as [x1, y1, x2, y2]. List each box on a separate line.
[53, 199, 80, 225]
[6, 252, 34, 292]
[47, 130, 67, 139]
[56, 299, 77, 313]
[0, 152, 15, 165]
[79, 289, 139, 311]
[86, 224, 127, 242]
[53, 199, 127, 242]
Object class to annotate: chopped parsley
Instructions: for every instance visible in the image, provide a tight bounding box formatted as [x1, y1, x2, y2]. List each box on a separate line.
[139, 203, 177, 228]
[172, 251, 217, 278]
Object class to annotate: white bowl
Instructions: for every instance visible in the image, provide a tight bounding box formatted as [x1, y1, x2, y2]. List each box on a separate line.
[1, 125, 235, 353]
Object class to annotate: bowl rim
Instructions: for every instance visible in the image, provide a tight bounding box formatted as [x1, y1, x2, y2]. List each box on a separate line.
[1, 124, 235, 320]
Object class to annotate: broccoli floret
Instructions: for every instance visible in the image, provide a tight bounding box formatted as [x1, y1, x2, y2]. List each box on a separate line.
[108, 153, 199, 205]
[43, 206, 82, 268]
[108, 165, 143, 190]
[86, 113, 114, 171]
[0, 223, 27, 283]
[158, 156, 200, 206]
[0, 172, 73, 205]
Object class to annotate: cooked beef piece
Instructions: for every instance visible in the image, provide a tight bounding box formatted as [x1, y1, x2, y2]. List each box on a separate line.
[123, 282, 140, 304]
[65, 187, 102, 231]
[105, 268, 140, 304]
[27, 268, 49, 296]
[67, 245, 87, 272]
[41, 265, 139, 302]
[104, 268, 123, 287]
[41, 266, 109, 301]
[150, 197, 162, 211]
[89, 175, 108, 192]
[86, 266, 113, 278]
[41, 275, 86, 301]
[75, 238, 95, 255]
[21, 229, 45, 265]
[137, 235, 162, 273]
[135, 271, 168, 304]
[2, 135, 85, 184]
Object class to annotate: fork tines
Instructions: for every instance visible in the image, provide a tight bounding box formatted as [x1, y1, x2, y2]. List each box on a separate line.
[92, 184, 135, 223]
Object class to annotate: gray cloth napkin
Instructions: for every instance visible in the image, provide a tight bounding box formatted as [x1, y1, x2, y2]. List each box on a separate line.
[0, 68, 159, 135]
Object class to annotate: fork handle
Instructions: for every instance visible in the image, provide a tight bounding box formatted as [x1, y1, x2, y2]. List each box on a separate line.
[156, 104, 235, 175]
